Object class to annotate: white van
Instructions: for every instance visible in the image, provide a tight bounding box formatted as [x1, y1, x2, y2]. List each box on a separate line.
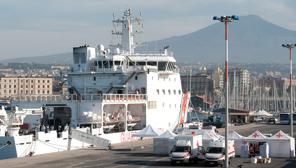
[170, 135, 202, 165]
[204, 139, 235, 166]
[170, 140, 192, 165]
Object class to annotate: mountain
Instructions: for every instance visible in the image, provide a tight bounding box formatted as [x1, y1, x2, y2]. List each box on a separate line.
[0, 53, 72, 64]
[1, 15, 295, 64]
[137, 15, 296, 63]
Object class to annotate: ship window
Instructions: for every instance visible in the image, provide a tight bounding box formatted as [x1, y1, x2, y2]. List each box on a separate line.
[173, 90, 176, 95]
[129, 61, 135, 66]
[93, 76, 96, 81]
[168, 90, 171, 95]
[147, 61, 157, 66]
[98, 61, 102, 68]
[115, 61, 121, 65]
[94, 61, 97, 66]
[103, 61, 109, 68]
[158, 61, 167, 71]
[136, 62, 146, 66]
[167, 62, 176, 71]
[135, 76, 138, 80]
[178, 90, 181, 95]
[162, 89, 165, 95]
[156, 89, 159, 95]
[109, 61, 113, 68]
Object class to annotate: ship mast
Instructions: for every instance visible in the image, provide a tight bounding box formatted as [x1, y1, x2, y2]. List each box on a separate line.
[112, 9, 142, 54]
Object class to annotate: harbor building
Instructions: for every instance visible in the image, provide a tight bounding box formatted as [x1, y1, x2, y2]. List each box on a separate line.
[0, 76, 53, 99]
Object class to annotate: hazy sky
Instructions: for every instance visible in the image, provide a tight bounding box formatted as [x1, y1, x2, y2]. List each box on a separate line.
[0, 0, 295, 59]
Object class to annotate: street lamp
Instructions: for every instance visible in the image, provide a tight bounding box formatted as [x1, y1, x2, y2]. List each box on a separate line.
[213, 15, 239, 168]
[282, 43, 296, 139]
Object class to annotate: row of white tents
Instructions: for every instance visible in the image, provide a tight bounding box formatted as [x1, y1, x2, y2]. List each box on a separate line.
[133, 125, 295, 158]
[229, 130, 295, 158]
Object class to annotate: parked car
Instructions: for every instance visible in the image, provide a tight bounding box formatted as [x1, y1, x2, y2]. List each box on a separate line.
[268, 117, 278, 124]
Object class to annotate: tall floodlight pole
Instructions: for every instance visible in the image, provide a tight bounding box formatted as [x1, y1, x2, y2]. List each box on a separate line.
[282, 43, 296, 139]
[213, 15, 239, 168]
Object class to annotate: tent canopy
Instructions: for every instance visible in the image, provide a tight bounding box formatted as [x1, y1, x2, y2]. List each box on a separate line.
[133, 125, 161, 137]
[229, 131, 245, 140]
[269, 130, 292, 140]
[249, 110, 273, 117]
[247, 130, 267, 140]
[156, 130, 176, 138]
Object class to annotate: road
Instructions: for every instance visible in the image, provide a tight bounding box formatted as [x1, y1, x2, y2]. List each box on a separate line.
[1, 123, 296, 168]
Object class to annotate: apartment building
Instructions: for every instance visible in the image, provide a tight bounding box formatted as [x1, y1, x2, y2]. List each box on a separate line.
[0, 76, 53, 98]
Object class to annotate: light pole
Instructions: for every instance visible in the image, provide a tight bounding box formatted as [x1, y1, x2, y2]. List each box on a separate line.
[282, 43, 296, 139]
[213, 15, 239, 168]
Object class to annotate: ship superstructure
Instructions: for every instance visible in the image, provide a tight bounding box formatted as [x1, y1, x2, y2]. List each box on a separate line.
[0, 9, 183, 159]
[67, 9, 183, 137]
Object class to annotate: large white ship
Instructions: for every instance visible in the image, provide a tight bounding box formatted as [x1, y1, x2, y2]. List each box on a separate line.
[0, 9, 184, 159]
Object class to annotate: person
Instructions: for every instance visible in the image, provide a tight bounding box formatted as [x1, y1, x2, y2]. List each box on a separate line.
[127, 111, 133, 121]
[249, 144, 254, 157]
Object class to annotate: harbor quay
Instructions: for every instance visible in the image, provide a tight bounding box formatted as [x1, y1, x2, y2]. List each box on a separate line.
[1, 123, 296, 168]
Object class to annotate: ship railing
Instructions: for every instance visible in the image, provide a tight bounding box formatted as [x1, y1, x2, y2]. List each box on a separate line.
[11, 95, 65, 102]
[102, 94, 147, 102]
[11, 94, 147, 102]
[73, 94, 147, 101]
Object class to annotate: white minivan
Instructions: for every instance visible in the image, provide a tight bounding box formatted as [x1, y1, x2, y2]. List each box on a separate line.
[204, 139, 235, 167]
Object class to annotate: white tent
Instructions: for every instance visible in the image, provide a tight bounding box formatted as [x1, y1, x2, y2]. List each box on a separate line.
[249, 110, 273, 117]
[153, 130, 176, 155]
[133, 125, 161, 138]
[188, 129, 223, 147]
[157, 130, 176, 138]
[228, 131, 246, 156]
[267, 130, 295, 157]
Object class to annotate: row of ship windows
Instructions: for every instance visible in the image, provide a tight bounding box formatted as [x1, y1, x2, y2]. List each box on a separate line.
[162, 103, 180, 108]
[148, 101, 180, 109]
[0, 85, 50, 89]
[2, 79, 51, 83]
[156, 89, 181, 95]
[91, 61, 177, 71]
[2, 90, 50, 94]
[151, 76, 177, 81]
